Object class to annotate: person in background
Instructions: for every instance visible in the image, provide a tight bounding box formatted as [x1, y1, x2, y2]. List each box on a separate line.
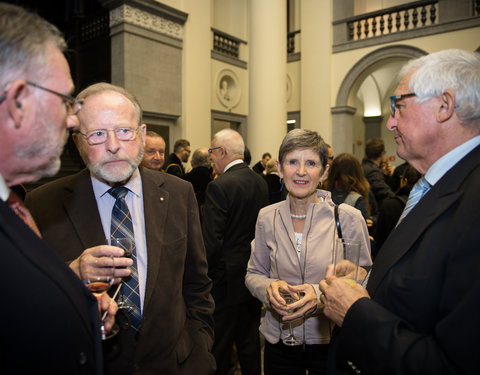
[388, 159, 409, 192]
[26, 83, 215, 375]
[0, 4, 116, 373]
[244, 145, 252, 166]
[164, 138, 191, 177]
[322, 153, 370, 221]
[262, 158, 284, 204]
[320, 49, 480, 374]
[183, 147, 213, 221]
[374, 163, 420, 256]
[252, 152, 271, 175]
[203, 129, 269, 375]
[246, 129, 371, 375]
[141, 130, 166, 171]
[326, 144, 334, 168]
[361, 138, 395, 208]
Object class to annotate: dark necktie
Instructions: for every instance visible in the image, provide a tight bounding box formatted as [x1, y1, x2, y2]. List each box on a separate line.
[7, 191, 42, 238]
[109, 187, 142, 331]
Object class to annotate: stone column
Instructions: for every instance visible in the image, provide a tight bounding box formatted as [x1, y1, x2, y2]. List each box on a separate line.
[248, 0, 286, 162]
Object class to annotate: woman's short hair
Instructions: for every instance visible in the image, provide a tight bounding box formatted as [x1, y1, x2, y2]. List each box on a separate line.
[278, 129, 329, 171]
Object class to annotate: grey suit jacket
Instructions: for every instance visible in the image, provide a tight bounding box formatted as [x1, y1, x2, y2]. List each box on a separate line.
[333, 144, 480, 374]
[26, 167, 215, 375]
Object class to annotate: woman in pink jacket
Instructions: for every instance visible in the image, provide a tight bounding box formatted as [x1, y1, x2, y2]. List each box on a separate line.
[246, 129, 372, 375]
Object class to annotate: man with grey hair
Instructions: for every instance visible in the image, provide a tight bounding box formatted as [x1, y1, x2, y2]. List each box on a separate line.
[320, 49, 480, 374]
[26, 82, 215, 375]
[203, 128, 269, 375]
[0, 4, 116, 373]
[183, 148, 213, 220]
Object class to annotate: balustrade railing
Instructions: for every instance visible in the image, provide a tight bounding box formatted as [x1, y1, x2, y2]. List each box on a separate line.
[287, 30, 300, 54]
[213, 29, 240, 58]
[80, 13, 110, 43]
[345, 0, 438, 41]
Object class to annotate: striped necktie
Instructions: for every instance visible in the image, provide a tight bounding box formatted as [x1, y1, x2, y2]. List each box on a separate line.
[109, 187, 142, 331]
[397, 176, 431, 225]
[7, 191, 42, 238]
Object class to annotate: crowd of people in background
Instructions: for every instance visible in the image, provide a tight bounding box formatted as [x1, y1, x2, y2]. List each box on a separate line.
[1, 4, 479, 375]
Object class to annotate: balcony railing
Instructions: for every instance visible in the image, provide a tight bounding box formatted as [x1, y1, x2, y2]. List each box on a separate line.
[345, 0, 438, 41]
[211, 28, 247, 68]
[213, 29, 240, 58]
[333, 0, 480, 52]
[287, 30, 300, 54]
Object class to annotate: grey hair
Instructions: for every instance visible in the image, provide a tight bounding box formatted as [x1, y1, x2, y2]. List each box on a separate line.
[278, 129, 329, 171]
[0, 3, 67, 87]
[191, 148, 211, 168]
[76, 82, 143, 124]
[213, 128, 245, 157]
[399, 49, 480, 129]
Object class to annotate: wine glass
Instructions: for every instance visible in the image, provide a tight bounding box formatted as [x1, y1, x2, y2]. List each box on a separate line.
[280, 291, 304, 346]
[81, 254, 116, 340]
[109, 237, 135, 312]
[333, 238, 361, 285]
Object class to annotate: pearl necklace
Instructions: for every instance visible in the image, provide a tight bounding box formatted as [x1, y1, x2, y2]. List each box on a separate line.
[291, 214, 307, 219]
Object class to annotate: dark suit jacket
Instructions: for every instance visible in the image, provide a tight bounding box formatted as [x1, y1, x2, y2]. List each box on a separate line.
[164, 153, 185, 177]
[183, 166, 213, 215]
[0, 200, 102, 374]
[334, 145, 480, 374]
[362, 158, 395, 207]
[25, 167, 215, 375]
[202, 162, 269, 310]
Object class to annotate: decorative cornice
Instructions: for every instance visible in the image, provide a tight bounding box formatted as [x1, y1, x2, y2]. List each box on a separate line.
[110, 4, 184, 40]
[99, 0, 188, 24]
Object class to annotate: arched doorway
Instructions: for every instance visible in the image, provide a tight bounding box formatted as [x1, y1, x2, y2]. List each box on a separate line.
[331, 45, 426, 162]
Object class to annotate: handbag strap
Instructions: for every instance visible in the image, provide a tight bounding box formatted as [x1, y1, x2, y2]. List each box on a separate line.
[334, 204, 343, 239]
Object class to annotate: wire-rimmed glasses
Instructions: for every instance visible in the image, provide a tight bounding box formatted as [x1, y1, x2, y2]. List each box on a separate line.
[77, 127, 141, 145]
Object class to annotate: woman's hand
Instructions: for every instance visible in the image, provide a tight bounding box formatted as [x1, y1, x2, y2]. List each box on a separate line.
[267, 280, 318, 321]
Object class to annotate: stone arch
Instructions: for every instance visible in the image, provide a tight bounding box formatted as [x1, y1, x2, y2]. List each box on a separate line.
[331, 44, 427, 156]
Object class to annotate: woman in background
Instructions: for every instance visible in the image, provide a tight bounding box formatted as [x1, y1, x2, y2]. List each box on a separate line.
[323, 153, 370, 221]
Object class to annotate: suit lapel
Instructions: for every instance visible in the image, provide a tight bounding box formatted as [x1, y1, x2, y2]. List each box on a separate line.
[368, 145, 480, 295]
[140, 169, 168, 312]
[0, 200, 96, 337]
[62, 170, 107, 248]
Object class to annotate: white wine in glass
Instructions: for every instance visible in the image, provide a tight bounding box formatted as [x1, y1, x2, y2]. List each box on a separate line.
[281, 292, 304, 346]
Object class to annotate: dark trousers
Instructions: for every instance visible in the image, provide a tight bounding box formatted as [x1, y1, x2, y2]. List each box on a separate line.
[264, 340, 329, 375]
[213, 298, 261, 375]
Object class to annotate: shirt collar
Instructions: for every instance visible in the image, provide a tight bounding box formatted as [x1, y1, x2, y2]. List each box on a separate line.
[91, 168, 142, 199]
[0, 173, 10, 202]
[425, 134, 480, 186]
[223, 159, 243, 173]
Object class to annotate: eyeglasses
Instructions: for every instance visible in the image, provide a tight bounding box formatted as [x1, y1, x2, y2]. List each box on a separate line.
[390, 93, 416, 116]
[0, 81, 83, 115]
[77, 127, 140, 145]
[208, 146, 222, 154]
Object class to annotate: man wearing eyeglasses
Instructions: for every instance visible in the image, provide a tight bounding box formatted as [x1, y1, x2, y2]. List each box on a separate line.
[164, 138, 191, 177]
[203, 129, 269, 375]
[25, 83, 215, 374]
[0, 3, 118, 374]
[320, 49, 480, 374]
